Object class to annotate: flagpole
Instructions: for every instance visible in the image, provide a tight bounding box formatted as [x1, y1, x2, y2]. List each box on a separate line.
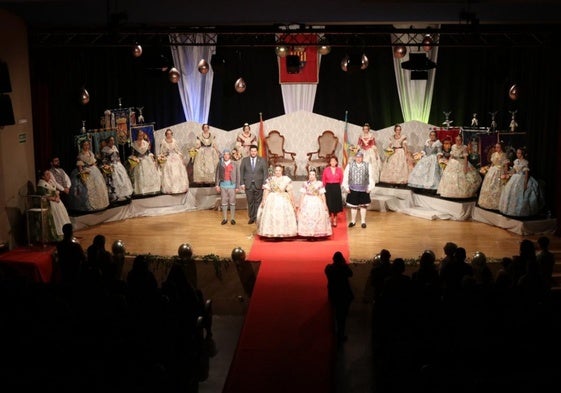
[258, 112, 267, 160]
[342, 110, 349, 169]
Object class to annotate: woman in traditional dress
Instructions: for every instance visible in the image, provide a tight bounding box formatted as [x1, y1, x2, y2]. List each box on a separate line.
[478, 142, 509, 210]
[159, 129, 189, 194]
[322, 156, 344, 227]
[437, 134, 482, 198]
[235, 123, 258, 158]
[379, 124, 410, 184]
[68, 139, 110, 212]
[297, 169, 332, 239]
[256, 165, 297, 238]
[408, 130, 443, 190]
[101, 135, 133, 201]
[37, 169, 71, 241]
[499, 148, 545, 217]
[129, 130, 161, 196]
[193, 123, 220, 184]
[357, 123, 382, 183]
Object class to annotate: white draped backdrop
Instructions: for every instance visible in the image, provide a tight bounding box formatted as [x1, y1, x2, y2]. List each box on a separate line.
[169, 32, 437, 125]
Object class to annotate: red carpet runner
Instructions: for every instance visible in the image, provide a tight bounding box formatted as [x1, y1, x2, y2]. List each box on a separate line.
[222, 217, 350, 393]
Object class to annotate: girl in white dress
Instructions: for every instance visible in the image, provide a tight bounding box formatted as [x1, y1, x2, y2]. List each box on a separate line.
[257, 165, 298, 238]
[69, 140, 110, 211]
[193, 124, 220, 184]
[297, 169, 332, 238]
[437, 134, 482, 198]
[159, 129, 189, 194]
[235, 123, 258, 158]
[129, 130, 161, 195]
[379, 124, 410, 184]
[37, 169, 71, 241]
[101, 136, 133, 201]
[499, 148, 545, 217]
[357, 123, 382, 183]
[478, 142, 509, 210]
[408, 130, 443, 190]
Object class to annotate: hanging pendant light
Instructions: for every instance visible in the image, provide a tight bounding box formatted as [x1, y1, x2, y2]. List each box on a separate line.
[168, 67, 180, 83]
[198, 59, 210, 74]
[80, 87, 90, 105]
[234, 77, 246, 93]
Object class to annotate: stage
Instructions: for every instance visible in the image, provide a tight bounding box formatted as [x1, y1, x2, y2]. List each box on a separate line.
[70, 183, 557, 236]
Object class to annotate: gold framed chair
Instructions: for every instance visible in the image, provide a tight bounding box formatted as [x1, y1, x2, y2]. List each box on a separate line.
[306, 130, 338, 176]
[265, 130, 297, 176]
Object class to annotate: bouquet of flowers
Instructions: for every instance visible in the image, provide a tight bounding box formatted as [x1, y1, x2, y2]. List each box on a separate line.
[438, 158, 448, 170]
[479, 165, 489, 175]
[157, 154, 167, 166]
[384, 148, 394, 158]
[128, 156, 140, 170]
[500, 173, 511, 185]
[101, 164, 113, 175]
[348, 145, 360, 156]
[79, 168, 90, 184]
[188, 147, 198, 159]
[412, 152, 423, 161]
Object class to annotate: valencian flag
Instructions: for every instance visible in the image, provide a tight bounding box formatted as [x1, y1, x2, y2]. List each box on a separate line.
[342, 111, 349, 168]
[258, 112, 267, 160]
[278, 34, 319, 84]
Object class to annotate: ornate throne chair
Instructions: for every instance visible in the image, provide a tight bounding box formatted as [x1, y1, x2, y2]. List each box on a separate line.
[306, 130, 338, 176]
[265, 130, 297, 176]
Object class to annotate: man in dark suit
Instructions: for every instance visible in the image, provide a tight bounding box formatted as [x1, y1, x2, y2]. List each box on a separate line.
[239, 144, 269, 224]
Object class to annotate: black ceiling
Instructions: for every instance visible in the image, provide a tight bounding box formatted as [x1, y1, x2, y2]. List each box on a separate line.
[1, 0, 560, 48]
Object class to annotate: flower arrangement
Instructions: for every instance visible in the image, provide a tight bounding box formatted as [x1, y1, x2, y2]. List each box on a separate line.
[128, 156, 140, 170]
[438, 158, 448, 170]
[157, 154, 167, 166]
[384, 148, 394, 158]
[101, 164, 113, 175]
[500, 173, 511, 185]
[348, 145, 360, 156]
[79, 170, 90, 183]
[412, 152, 423, 161]
[188, 147, 198, 159]
[479, 165, 489, 175]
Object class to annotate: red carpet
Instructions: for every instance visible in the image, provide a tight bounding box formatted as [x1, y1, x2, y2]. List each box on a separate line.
[222, 216, 349, 393]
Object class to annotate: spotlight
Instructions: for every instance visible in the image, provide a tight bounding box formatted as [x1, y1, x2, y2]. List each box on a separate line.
[401, 53, 437, 80]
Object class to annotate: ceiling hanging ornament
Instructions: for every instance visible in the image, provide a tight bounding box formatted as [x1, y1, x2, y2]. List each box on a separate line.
[393, 45, 407, 59]
[234, 77, 246, 93]
[275, 45, 288, 57]
[508, 84, 519, 100]
[198, 59, 210, 74]
[80, 87, 90, 105]
[132, 44, 143, 58]
[422, 34, 433, 52]
[168, 67, 180, 83]
[340, 55, 350, 72]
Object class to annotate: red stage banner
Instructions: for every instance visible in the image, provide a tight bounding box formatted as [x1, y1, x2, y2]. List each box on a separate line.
[278, 35, 319, 84]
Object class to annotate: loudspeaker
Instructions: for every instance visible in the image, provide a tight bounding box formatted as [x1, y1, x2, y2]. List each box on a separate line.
[286, 55, 301, 74]
[0, 94, 15, 126]
[0, 61, 12, 93]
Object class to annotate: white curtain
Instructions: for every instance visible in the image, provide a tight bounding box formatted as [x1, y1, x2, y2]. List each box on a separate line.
[169, 33, 216, 123]
[281, 84, 317, 113]
[392, 26, 439, 123]
[280, 55, 321, 113]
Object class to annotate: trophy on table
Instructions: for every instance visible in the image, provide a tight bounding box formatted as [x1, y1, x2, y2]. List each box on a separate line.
[489, 111, 498, 131]
[471, 113, 478, 127]
[137, 107, 145, 124]
[509, 110, 518, 132]
[442, 111, 453, 128]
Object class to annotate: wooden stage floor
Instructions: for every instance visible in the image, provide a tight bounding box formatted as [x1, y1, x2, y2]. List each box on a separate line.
[74, 209, 560, 262]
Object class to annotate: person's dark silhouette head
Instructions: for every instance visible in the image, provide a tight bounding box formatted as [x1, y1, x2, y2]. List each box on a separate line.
[419, 250, 436, 269]
[93, 234, 105, 248]
[519, 239, 536, 259]
[454, 247, 466, 263]
[379, 249, 391, 263]
[443, 242, 457, 257]
[537, 236, 550, 251]
[62, 223, 73, 239]
[391, 258, 406, 275]
[333, 251, 346, 266]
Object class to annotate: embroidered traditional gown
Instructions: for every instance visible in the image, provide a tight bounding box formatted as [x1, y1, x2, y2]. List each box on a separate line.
[256, 175, 298, 238]
[297, 180, 332, 238]
[193, 132, 220, 184]
[159, 137, 189, 194]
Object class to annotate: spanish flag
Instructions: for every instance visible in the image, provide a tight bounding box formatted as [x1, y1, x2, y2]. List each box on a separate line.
[258, 113, 267, 160]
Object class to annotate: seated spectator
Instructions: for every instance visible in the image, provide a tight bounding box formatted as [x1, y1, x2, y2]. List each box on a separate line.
[536, 236, 555, 289]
